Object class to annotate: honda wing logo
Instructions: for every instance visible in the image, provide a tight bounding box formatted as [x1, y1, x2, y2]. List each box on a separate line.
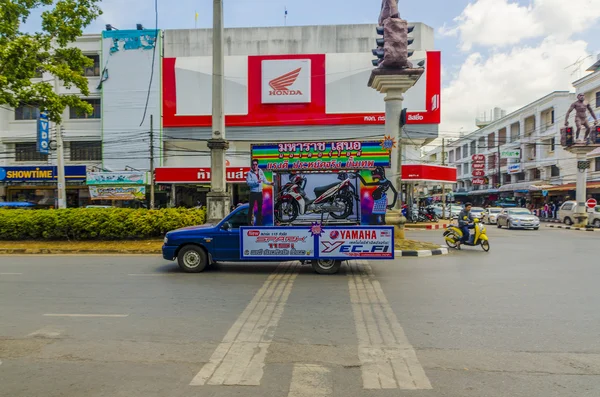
[269, 68, 302, 94]
[321, 241, 345, 253]
[261, 59, 311, 104]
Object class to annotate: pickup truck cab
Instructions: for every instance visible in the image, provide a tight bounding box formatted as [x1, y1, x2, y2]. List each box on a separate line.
[162, 204, 343, 274]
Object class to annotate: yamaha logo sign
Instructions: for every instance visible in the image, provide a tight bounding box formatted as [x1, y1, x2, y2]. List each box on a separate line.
[261, 59, 311, 104]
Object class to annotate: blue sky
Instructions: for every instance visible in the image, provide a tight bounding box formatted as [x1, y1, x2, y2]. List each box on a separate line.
[21, 0, 600, 136]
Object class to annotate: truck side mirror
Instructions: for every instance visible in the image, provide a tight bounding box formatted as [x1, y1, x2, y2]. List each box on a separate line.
[222, 222, 232, 231]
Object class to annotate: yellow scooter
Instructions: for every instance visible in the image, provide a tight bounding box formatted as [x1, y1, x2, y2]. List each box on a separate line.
[443, 218, 490, 251]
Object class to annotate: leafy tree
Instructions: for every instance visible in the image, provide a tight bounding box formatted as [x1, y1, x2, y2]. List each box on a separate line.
[0, 0, 102, 123]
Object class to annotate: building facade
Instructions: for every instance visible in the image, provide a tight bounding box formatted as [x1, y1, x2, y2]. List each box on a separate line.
[0, 23, 441, 208]
[424, 64, 600, 208]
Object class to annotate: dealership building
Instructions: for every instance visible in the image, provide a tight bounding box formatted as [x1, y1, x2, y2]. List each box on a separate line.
[0, 23, 441, 207]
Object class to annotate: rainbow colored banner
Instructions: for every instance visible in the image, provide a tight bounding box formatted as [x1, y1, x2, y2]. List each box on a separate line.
[251, 141, 391, 170]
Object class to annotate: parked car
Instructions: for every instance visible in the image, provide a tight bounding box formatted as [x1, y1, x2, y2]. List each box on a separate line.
[482, 207, 502, 224]
[470, 207, 485, 220]
[558, 201, 600, 227]
[497, 208, 540, 230]
[430, 203, 462, 219]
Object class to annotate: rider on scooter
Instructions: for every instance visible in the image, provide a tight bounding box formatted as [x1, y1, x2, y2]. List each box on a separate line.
[458, 203, 475, 244]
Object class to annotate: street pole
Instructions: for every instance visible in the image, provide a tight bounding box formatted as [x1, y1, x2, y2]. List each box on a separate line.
[441, 138, 446, 219]
[149, 114, 155, 209]
[206, 0, 230, 222]
[54, 74, 67, 209]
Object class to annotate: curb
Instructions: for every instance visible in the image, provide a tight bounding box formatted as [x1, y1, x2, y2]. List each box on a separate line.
[546, 225, 596, 232]
[394, 247, 449, 257]
[0, 249, 159, 255]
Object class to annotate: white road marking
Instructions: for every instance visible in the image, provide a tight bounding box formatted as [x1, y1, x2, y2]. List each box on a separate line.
[27, 326, 64, 338]
[190, 262, 299, 386]
[43, 314, 129, 318]
[288, 364, 333, 397]
[347, 260, 432, 390]
[0, 273, 23, 275]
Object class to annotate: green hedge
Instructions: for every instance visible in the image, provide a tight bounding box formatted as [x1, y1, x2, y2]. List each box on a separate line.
[0, 208, 206, 240]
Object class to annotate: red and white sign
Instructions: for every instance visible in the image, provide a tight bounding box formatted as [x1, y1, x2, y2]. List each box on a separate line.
[472, 178, 486, 185]
[262, 60, 311, 104]
[472, 170, 485, 177]
[472, 163, 486, 170]
[401, 164, 457, 183]
[586, 198, 597, 209]
[155, 167, 250, 184]
[162, 51, 441, 128]
[472, 154, 485, 162]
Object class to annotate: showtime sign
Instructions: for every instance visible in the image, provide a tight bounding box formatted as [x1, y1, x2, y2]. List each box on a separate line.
[262, 60, 311, 104]
[155, 167, 250, 184]
[162, 52, 441, 128]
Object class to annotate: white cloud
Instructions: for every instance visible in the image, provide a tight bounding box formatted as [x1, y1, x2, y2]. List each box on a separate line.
[442, 37, 590, 134]
[441, 0, 600, 51]
[440, 0, 600, 135]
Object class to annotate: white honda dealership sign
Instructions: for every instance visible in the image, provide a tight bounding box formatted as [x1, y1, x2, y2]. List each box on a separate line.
[261, 59, 311, 104]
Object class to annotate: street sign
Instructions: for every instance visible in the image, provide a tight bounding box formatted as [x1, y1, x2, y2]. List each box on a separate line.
[471, 154, 485, 162]
[501, 149, 520, 159]
[586, 198, 597, 209]
[472, 163, 485, 170]
[37, 112, 50, 155]
[472, 170, 485, 177]
[472, 177, 486, 185]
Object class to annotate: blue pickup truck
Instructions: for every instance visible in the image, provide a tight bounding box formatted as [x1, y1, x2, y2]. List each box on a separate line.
[162, 204, 344, 274]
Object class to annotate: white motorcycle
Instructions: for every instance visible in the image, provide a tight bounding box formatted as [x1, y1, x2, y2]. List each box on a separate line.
[274, 173, 358, 223]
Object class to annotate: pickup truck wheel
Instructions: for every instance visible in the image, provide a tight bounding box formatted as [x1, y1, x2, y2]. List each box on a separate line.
[177, 245, 208, 273]
[312, 259, 342, 274]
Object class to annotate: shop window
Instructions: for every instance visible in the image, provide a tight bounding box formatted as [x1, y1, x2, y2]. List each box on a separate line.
[550, 138, 555, 152]
[449, 150, 455, 164]
[84, 55, 100, 77]
[15, 104, 40, 120]
[456, 147, 461, 159]
[551, 109, 555, 124]
[532, 169, 541, 180]
[15, 142, 48, 162]
[596, 158, 600, 172]
[462, 144, 468, 158]
[551, 165, 560, 177]
[70, 141, 102, 161]
[470, 141, 476, 156]
[516, 172, 525, 182]
[69, 99, 101, 119]
[503, 174, 511, 184]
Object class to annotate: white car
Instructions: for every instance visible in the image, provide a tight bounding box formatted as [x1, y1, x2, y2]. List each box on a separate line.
[482, 207, 503, 224]
[470, 207, 485, 220]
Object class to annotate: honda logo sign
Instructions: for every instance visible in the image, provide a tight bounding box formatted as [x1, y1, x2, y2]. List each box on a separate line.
[261, 59, 311, 104]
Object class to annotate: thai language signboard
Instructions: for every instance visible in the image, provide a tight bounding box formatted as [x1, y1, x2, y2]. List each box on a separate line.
[89, 186, 146, 200]
[251, 141, 392, 170]
[240, 225, 394, 260]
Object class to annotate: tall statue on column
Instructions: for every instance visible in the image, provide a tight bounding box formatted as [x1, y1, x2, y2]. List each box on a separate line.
[565, 93, 598, 144]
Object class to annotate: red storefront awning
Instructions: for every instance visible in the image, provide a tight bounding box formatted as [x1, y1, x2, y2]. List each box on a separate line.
[546, 181, 600, 191]
[155, 167, 250, 184]
[402, 164, 457, 183]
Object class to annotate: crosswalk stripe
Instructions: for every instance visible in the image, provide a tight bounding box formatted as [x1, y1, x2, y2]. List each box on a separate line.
[347, 260, 432, 390]
[190, 261, 299, 386]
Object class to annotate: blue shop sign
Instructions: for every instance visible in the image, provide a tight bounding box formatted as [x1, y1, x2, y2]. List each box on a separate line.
[0, 166, 87, 182]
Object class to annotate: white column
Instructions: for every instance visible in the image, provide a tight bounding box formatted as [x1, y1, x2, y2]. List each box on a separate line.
[385, 88, 404, 208]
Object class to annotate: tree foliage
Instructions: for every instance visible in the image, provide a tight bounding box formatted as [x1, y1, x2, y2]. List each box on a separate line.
[0, 0, 102, 123]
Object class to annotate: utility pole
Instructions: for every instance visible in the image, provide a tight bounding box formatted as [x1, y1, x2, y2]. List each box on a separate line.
[54, 74, 67, 209]
[441, 138, 446, 219]
[206, 0, 230, 222]
[149, 114, 155, 209]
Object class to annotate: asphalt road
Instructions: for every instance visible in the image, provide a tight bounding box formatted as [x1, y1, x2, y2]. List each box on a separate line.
[1, 226, 599, 397]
